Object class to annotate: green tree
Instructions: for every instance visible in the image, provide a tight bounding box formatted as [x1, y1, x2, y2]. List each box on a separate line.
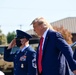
[0, 29, 7, 45]
[7, 31, 16, 44]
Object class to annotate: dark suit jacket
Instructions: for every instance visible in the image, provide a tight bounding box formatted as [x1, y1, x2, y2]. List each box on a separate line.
[73, 48, 76, 60]
[36, 29, 76, 75]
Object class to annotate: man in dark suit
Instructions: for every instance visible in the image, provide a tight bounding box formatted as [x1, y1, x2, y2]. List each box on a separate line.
[31, 17, 76, 75]
[4, 30, 36, 75]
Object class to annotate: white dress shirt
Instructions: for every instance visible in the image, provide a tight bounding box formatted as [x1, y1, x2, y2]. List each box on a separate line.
[41, 28, 49, 50]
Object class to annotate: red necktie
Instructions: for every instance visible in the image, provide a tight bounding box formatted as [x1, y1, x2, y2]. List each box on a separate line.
[38, 37, 44, 73]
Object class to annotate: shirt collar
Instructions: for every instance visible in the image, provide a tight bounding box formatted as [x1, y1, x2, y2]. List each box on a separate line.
[21, 44, 29, 52]
[42, 28, 49, 39]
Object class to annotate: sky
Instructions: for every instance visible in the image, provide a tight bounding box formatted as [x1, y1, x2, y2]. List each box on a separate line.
[0, 0, 76, 35]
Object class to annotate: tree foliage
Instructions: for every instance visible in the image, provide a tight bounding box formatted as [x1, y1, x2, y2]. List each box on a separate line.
[0, 29, 7, 45]
[53, 25, 73, 44]
[7, 31, 16, 44]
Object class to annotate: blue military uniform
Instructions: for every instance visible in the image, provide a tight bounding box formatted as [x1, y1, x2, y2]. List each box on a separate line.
[4, 46, 36, 75]
[4, 30, 36, 75]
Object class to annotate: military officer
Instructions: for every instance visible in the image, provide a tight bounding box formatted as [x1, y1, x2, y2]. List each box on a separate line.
[4, 30, 36, 75]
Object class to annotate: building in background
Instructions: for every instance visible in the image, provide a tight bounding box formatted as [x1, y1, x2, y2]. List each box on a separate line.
[51, 17, 76, 42]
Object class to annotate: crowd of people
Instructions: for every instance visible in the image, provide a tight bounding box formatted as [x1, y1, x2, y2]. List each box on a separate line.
[3, 17, 76, 75]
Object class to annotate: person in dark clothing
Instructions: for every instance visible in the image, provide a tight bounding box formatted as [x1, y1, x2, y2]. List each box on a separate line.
[31, 17, 76, 75]
[4, 30, 36, 75]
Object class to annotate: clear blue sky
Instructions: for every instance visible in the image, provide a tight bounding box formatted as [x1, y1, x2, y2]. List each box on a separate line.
[0, 0, 76, 35]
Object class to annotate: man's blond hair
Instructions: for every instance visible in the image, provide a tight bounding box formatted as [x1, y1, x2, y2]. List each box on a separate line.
[31, 17, 54, 30]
